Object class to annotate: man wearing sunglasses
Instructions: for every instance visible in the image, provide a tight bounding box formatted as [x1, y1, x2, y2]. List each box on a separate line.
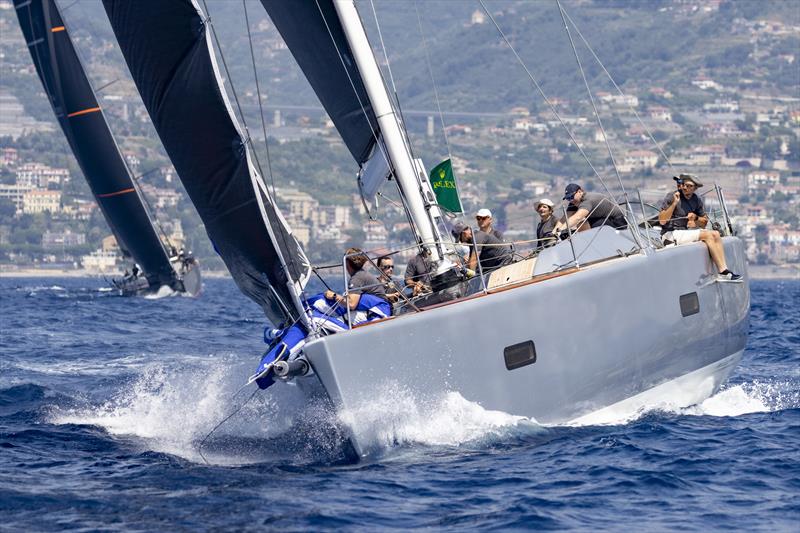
[658, 174, 741, 281]
[377, 255, 402, 302]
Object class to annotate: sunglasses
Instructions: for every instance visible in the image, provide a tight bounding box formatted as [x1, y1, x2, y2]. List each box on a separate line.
[476, 216, 489, 220]
[381, 265, 394, 270]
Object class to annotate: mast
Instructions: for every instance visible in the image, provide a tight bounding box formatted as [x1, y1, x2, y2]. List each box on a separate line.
[332, 0, 444, 264]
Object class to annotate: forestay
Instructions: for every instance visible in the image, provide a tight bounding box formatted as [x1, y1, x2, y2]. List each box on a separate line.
[15, 0, 178, 289]
[103, 0, 310, 325]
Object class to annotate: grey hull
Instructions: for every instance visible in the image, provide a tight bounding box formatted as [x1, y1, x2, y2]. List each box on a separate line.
[302, 234, 749, 457]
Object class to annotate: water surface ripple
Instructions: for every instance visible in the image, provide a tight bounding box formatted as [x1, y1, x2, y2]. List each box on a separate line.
[1, 278, 798, 531]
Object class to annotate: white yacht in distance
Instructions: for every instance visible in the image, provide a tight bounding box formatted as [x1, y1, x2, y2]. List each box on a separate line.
[100, 0, 748, 458]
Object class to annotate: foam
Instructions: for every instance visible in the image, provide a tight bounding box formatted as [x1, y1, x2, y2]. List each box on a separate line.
[339, 383, 543, 455]
[47, 359, 301, 464]
[143, 285, 179, 299]
[567, 380, 795, 428]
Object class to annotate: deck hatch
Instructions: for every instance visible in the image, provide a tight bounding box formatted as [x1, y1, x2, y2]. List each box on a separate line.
[679, 292, 700, 317]
[504, 341, 536, 370]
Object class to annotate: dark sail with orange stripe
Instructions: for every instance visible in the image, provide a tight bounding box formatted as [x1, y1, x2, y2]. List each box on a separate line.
[103, 0, 310, 325]
[14, 0, 179, 291]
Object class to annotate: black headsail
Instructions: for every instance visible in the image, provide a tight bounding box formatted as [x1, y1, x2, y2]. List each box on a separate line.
[260, 0, 379, 166]
[14, 0, 178, 289]
[102, 0, 310, 325]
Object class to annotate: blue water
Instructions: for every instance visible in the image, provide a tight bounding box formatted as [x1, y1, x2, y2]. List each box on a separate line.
[1, 277, 798, 531]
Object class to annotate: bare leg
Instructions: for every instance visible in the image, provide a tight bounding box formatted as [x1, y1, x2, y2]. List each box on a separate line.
[699, 230, 728, 273]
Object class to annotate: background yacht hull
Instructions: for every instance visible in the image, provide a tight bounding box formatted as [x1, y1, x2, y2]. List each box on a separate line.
[302, 237, 749, 457]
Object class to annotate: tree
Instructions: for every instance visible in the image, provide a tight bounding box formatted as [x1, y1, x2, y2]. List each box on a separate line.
[0, 198, 16, 220]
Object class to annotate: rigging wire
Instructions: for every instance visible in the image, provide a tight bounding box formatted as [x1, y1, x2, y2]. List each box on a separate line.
[364, 1, 455, 248]
[240, 0, 313, 301]
[242, 0, 280, 199]
[314, 0, 423, 245]
[130, 167, 177, 251]
[199, 0, 310, 318]
[413, 1, 453, 161]
[559, 9, 674, 170]
[197, 385, 259, 465]
[555, 0, 641, 247]
[476, 0, 614, 200]
[555, 0, 623, 190]
[413, 0, 463, 216]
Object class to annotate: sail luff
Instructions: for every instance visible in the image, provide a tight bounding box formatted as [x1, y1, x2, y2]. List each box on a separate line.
[102, 0, 310, 325]
[14, 0, 178, 288]
[199, 15, 311, 320]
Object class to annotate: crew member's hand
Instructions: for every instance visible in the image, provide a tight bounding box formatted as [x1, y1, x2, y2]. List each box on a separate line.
[412, 282, 423, 296]
[687, 212, 697, 228]
[673, 191, 681, 203]
[324, 289, 335, 300]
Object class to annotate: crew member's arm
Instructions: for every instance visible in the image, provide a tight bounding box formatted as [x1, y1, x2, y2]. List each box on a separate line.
[467, 247, 477, 271]
[659, 191, 681, 226]
[324, 289, 360, 310]
[555, 208, 589, 231]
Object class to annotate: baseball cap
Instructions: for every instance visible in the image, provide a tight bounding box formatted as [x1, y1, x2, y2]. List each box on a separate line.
[535, 198, 555, 210]
[476, 208, 492, 218]
[678, 173, 703, 188]
[451, 221, 468, 241]
[563, 183, 581, 200]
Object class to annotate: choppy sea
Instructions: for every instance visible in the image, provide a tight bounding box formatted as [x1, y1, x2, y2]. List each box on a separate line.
[1, 277, 798, 531]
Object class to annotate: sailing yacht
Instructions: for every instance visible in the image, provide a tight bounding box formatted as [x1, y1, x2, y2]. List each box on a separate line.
[102, 0, 748, 457]
[15, 0, 201, 296]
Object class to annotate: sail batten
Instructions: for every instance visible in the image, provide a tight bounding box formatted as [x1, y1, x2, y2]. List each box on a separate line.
[103, 0, 309, 325]
[14, 0, 178, 288]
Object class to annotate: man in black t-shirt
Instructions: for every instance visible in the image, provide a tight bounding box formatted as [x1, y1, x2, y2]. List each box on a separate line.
[658, 174, 741, 281]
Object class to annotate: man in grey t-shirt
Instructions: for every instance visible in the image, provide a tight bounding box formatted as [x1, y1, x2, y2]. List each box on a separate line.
[404, 250, 432, 297]
[657, 174, 741, 281]
[324, 247, 386, 310]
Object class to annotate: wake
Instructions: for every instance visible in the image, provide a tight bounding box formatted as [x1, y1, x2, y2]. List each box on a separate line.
[46, 358, 797, 465]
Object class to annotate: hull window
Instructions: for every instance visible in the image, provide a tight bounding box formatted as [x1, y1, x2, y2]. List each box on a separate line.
[680, 292, 700, 317]
[504, 341, 537, 370]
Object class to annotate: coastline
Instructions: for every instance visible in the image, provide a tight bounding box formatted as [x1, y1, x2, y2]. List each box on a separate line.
[1, 265, 796, 280]
[0, 267, 232, 279]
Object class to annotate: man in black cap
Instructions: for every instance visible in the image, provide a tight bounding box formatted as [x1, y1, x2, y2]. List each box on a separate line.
[658, 174, 741, 281]
[554, 183, 626, 233]
[452, 221, 511, 272]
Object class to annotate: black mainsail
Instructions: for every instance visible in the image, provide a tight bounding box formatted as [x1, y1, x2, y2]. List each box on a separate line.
[259, 0, 379, 167]
[15, 0, 179, 290]
[102, 0, 310, 325]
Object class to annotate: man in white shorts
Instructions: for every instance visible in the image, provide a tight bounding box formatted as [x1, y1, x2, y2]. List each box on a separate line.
[658, 174, 741, 281]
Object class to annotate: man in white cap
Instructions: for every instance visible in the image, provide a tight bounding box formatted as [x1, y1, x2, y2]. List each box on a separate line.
[452, 221, 512, 272]
[535, 198, 557, 249]
[476, 208, 504, 240]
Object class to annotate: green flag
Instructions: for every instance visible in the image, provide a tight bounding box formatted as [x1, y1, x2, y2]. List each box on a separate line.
[429, 158, 462, 213]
